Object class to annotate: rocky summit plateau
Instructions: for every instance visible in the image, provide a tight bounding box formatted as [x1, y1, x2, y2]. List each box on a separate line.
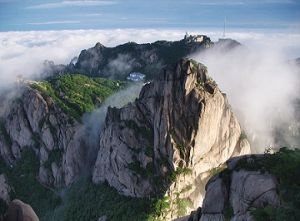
[0, 36, 299, 221]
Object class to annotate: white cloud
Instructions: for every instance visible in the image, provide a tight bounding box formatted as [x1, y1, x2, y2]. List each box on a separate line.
[0, 28, 299, 86]
[0, 29, 185, 88]
[0, 28, 299, 152]
[27, 20, 80, 25]
[190, 33, 300, 152]
[27, 0, 117, 9]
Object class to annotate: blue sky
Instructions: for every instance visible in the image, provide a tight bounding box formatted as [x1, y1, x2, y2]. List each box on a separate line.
[0, 0, 299, 32]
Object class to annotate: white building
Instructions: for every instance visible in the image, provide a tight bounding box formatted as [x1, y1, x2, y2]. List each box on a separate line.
[127, 72, 145, 82]
[184, 33, 205, 43]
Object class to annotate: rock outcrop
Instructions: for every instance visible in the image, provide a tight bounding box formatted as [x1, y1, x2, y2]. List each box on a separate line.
[92, 59, 250, 219]
[0, 86, 86, 187]
[182, 155, 281, 221]
[1, 199, 39, 221]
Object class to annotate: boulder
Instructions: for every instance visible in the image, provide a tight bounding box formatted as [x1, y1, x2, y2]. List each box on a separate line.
[182, 160, 281, 221]
[2, 199, 39, 221]
[230, 170, 280, 220]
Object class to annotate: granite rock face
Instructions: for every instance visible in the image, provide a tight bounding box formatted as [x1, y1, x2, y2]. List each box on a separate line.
[198, 171, 279, 221]
[0, 86, 87, 187]
[229, 171, 279, 221]
[0, 58, 250, 219]
[93, 59, 250, 219]
[2, 199, 39, 221]
[182, 156, 281, 221]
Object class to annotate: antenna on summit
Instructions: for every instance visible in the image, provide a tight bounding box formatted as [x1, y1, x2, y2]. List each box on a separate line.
[223, 17, 226, 38]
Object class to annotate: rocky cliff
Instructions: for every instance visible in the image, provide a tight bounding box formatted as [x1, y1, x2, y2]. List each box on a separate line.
[181, 147, 300, 221]
[0, 86, 86, 188]
[92, 59, 250, 219]
[67, 36, 213, 80]
[44, 36, 242, 82]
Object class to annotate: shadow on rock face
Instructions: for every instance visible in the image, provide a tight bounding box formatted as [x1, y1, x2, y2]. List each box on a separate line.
[1, 200, 39, 221]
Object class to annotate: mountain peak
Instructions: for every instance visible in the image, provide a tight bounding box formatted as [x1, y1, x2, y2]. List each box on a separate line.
[92, 59, 250, 219]
[69, 35, 216, 79]
[95, 42, 105, 48]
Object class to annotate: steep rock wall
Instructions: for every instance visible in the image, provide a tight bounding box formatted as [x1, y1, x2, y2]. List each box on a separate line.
[0, 86, 86, 187]
[93, 59, 251, 219]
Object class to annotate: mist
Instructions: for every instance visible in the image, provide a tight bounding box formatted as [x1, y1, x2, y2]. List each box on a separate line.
[104, 54, 136, 78]
[0, 29, 184, 90]
[2, 29, 299, 91]
[81, 82, 143, 164]
[191, 39, 300, 153]
[1, 29, 300, 153]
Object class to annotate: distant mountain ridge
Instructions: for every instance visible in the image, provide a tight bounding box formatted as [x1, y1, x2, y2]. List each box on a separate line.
[67, 35, 213, 80]
[56, 35, 241, 80]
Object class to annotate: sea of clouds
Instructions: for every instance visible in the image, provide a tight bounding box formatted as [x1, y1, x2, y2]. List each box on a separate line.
[0, 29, 183, 88]
[1, 29, 299, 87]
[191, 37, 300, 152]
[0, 28, 300, 152]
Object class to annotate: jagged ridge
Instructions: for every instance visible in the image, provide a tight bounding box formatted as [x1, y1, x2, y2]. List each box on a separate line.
[92, 59, 250, 219]
[67, 36, 213, 79]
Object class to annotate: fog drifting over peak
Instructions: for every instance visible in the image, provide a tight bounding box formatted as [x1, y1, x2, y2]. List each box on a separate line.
[1, 28, 300, 152]
[1, 29, 299, 89]
[191, 40, 300, 152]
[0, 29, 184, 89]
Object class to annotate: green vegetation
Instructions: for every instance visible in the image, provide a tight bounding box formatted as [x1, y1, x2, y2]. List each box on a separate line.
[239, 130, 247, 141]
[176, 144, 186, 159]
[216, 148, 300, 220]
[128, 161, 145, 175]
[140, 127, 154, 144]
[123, 119, 154, 159]
[180, 184, 193, 194]
[175, 196, 192, 217]
[223, 204, 234, 221]
[235, 147, 300, 221]
[145, 146, 154, 157]
[251, 205, 300, 221]
[0, 150, 170, 221]
[0, 149, 61, 217]
[167, 167, 193, 183]
[42, 178, 170, 221]
[30, 74, 125, 120]
[128, 161, 155, 178]
[176, 167, 192, 176]
[44, 149, 63, 170]
[0, 199, 7, 216]
[209, 165, 226, 177]
[124, 120, 154, 144]
[151, 196, 170, 218]
[31, 133, 41, 149]
[190, 60, 199, 73]
[124, 120, 140, 132]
